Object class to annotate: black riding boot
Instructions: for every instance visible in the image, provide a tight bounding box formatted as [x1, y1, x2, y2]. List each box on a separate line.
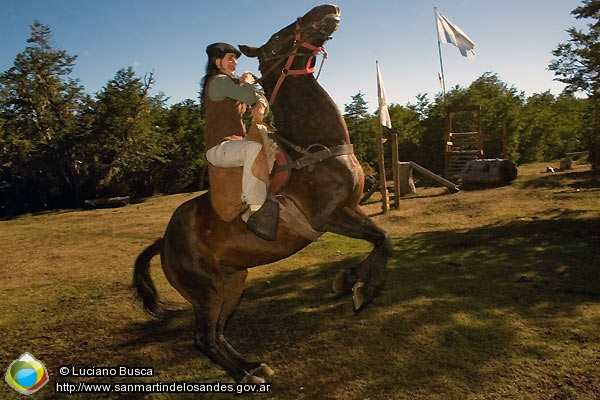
[246, 198, 279, 241]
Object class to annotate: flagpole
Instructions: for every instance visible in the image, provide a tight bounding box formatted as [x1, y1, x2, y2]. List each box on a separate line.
[434, 7, 447, 104]
[375, 60, 389, 213]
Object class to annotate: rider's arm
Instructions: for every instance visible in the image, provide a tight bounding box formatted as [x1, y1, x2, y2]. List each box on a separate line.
[208, 74, 267, 108]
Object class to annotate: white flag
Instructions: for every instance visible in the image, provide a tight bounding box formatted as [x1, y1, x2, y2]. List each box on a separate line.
[376, 61, 392, 129]
[436, 9, 476, 59]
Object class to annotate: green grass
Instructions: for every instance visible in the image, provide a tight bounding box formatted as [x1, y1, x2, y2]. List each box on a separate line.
[1, 160, 599, 399]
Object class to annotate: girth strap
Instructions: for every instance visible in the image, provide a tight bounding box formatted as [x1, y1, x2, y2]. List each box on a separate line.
[273, 143, 354, 173]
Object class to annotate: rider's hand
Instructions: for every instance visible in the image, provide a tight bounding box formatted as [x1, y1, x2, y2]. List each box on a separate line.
[251, 102, 265, 122]
[240, 72, 255, 85]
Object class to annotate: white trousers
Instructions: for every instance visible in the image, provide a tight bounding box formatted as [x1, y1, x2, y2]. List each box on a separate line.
[206, 140, 266, 206]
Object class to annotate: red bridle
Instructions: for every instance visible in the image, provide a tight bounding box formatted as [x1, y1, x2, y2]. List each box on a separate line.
[269, 17, 327, 103]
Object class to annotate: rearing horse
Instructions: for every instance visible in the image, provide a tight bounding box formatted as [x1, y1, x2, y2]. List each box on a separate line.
[133, 4, 391, 383]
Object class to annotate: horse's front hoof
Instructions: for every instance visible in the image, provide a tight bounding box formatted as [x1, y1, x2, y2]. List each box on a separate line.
[332, 268, 356, 296]
[352, 280, 375, 312]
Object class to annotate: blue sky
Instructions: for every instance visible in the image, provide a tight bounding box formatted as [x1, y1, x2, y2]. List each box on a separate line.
[1, 0, 588, 112]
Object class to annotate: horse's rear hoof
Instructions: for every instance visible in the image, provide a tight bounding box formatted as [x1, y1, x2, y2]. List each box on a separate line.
[259, 363, 275, 377]
[238, 363, 274, 384]
[240, 374, 265, 384]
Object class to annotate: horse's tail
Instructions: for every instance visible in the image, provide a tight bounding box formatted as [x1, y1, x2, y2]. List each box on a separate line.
[132, 238, 166, 317]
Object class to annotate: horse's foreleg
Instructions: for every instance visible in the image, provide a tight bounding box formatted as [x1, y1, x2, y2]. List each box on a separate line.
[323, 206, 392, 311]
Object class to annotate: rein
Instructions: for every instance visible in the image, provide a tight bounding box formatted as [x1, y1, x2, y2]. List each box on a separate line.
[260, 16, 329, 103]
[254, 13, 351, 172]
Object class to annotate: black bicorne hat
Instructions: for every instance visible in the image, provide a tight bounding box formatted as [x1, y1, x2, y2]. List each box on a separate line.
[206, 42, 241, 59]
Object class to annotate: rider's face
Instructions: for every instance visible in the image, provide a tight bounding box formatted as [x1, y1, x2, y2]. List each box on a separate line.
[216, 53, 238, 78]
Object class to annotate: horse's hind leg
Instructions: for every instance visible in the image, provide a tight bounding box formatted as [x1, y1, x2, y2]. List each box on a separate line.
[168, 258, 255, 382]
[161, 200, 266, 382]
[324, 206, 392, 311]
[214, 267, 274, 382]
[190, 285, 248, 383]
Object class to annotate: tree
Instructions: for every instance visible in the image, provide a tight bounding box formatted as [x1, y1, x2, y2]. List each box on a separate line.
[518, 92, 588, 163]
[519, 92, 557, 163]
[553, 93, 591, 156]
[90, 67, 169, 198]
[344, 91, 370, 122]
[549, 0, 600, 167]
[344, 92, 378, 171]
[0, 20, 85, 214]
[417, 96, 447, 173]
[153, 99, 207, 193]
[466, 73, 524, 161]
[404, 93, 448, 171]
[387, 104, 424, 163]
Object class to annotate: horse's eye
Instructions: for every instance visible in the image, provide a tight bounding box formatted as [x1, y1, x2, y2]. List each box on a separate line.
[273, 35, 280, 42]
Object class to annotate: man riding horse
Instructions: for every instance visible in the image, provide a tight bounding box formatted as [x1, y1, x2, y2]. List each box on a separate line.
[134, 4, 391, 384]
[202, 42, 279, 241]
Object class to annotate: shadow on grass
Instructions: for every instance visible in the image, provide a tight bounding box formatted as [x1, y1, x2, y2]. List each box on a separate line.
[199, 214, 598, 396]
[114, 212, 599, 398]
[119, 308, 193, 350]
[522, 168, 599, 190]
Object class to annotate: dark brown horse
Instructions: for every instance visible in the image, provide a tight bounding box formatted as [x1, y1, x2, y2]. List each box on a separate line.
[133, 4, 391, 383]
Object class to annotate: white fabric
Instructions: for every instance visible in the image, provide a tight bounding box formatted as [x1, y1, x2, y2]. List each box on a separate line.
[376, 61, 392, 129]
[436, 10, 476, 59]
[206, 140, 266, 206]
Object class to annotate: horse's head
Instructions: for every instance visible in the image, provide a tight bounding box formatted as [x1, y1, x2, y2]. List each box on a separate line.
[239, 4, 340, 102]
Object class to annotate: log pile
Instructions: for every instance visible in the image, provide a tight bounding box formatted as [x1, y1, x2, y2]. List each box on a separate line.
[84, 196, 130, 209]
[459, 159, 517, 188]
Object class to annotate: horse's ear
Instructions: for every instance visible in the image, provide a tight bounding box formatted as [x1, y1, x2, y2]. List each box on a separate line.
[239, 45, 259, 58]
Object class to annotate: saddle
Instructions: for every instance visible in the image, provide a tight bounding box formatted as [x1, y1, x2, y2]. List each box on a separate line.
[208, 122, 354, 241]
[208, 122, 291, 222]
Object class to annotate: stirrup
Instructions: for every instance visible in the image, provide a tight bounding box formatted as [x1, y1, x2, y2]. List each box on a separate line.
[246, 198, 279, 241]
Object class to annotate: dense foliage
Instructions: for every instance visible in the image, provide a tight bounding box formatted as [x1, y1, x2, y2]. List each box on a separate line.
[343, 74, 588, 175]
[549, 0, 600, 167]
[0, 10, 595, 216]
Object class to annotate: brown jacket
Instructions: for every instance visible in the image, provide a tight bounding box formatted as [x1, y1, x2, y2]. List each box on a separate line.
[204, 83, 246, 150]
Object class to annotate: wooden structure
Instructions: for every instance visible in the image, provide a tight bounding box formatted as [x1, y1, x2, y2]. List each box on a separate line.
[445, 104, 483, 177]
[561, 151, 590, 170]
[410, 162, 460, 192]
[566, 151, 590, 159]
[397, 162, 416, 196]
[391, 135, 402, 208]
[377, 125, 389, 213]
